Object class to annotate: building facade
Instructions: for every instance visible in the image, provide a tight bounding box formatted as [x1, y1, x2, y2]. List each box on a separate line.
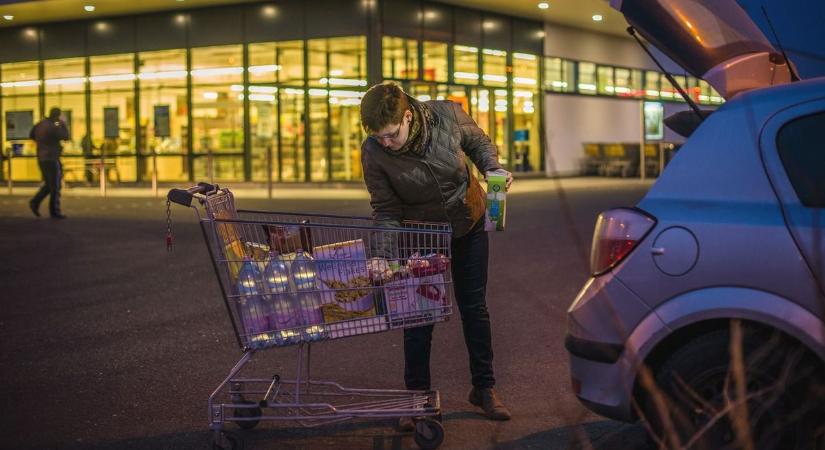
[0, 0, 721, 184]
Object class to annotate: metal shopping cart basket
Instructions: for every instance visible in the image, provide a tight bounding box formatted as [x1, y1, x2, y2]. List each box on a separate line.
[167, 183, 453, 450]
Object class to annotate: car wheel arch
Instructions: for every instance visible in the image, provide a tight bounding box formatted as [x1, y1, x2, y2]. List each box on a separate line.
[625, 287, 825, 417]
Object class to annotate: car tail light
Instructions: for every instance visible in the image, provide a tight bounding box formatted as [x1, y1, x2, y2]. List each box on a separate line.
[590, 208, 656, 276]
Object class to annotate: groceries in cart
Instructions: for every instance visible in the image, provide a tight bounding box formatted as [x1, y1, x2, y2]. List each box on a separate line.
[166, 184, 450, 450]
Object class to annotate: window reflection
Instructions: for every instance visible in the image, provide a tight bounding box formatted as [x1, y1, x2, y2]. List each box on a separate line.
[139, 49, 188, 181]
[191, 45, 244, 182]
[1, 61, 40, 163]
[453, 45, 479, 85]
[481, 48, 507, 86]
[383, 36, 418, 79]
[578, 62, 597, 94]
[422, 41, 448, 82]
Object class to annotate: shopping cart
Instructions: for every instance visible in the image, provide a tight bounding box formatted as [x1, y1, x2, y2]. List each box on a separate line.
[166, 183, 454, 450]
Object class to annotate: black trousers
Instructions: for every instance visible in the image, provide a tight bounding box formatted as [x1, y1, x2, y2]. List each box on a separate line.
[404, 218, 495, 390]
[31, 160, 62, 216]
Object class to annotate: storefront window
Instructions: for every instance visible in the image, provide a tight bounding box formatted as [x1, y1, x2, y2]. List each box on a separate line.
[44, 58, 86, 156]
[383, 37, 418, 79]
[644, 71, 661, 99]
[248, 42, 278, 84]
[278, 41, 304, 86]
[481, 48, 507, 87]
[512, 52, 538, 90]
[422, 41, 448, 82]
[544, 57, 574, 93]
[191, 45, 243, 181]
[1, 61, 40, 164]
[138, 49, 188, 181]
[453, 45, 479, 85]
[90, 53, 136, 181]
[577, 62, 597, 94]
[512, 88, 539, 173]
[597, 66, 614, 95]
[280, 87, 305, 182]
[249, 85, 278, 182]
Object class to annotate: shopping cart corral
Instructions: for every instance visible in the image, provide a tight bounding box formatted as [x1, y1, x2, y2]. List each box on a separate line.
[167, 183, 453, 450]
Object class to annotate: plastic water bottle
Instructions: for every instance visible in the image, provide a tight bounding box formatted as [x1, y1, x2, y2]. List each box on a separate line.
[236, 257, 271, 336]
[262, 253, 299, 331]
[291, 251, 325, 340]
[291, 250, 318, 291]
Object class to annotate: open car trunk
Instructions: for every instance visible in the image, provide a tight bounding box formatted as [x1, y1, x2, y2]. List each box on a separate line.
[609, 0, 793, 99]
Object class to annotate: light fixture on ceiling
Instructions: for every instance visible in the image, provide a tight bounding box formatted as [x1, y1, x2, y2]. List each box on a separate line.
[3, 15, 13, 21]
[592, 14, 603, 22]
[84, 5, 96, 12]
[537, 2, 549, 9]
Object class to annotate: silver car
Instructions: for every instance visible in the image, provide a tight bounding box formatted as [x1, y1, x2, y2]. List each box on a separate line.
[567, 0, 825, 448]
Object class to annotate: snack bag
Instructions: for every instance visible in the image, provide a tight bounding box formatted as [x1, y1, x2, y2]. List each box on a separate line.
[484, 171, 507, 231]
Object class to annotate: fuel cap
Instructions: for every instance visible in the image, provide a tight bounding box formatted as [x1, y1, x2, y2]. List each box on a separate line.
[650, 226, 699, 276]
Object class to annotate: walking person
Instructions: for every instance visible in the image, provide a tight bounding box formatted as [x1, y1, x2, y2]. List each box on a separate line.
[29, 107, 69, 219]
[359, 82, 513, 430]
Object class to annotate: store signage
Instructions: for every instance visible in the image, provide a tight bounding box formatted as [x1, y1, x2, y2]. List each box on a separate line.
[154, 105, 170, 138]
[5, 110, 33, 140]
[103, 107, 119, 139]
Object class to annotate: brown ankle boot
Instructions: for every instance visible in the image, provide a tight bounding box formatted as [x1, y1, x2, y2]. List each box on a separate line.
[468, 387, 511, 420]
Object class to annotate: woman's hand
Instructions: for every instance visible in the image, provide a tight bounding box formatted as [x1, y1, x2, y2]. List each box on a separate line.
[486, 168, 513, 191]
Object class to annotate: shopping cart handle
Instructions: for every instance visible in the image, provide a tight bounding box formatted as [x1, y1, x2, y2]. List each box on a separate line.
[167, 182, 217, 207]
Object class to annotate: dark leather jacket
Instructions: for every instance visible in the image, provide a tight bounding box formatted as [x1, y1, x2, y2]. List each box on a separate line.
[30, 119, 70, 162]
[361, 99, 503, 241]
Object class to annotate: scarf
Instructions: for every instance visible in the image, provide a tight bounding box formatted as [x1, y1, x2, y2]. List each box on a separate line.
[386, 98, 434, 157]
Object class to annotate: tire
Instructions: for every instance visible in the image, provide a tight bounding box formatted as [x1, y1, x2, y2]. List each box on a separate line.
[233, 402, 261, 430]
[642, 325, 824, 450]
[414, 418, 445, 450]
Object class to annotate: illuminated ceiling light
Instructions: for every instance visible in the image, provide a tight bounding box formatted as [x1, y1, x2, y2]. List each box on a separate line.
[537, 2, 549, 9]
[513, 52, 536, 61]
[454, 72, 479, 80]
[3, 15, 13, 21]
[482, 21, 496, 30]
[95, 22, 109, 32]
[454, 45, 478, 53]
[482, 48, 506, 57]
[202, 91, 219, 99]
[592, 14, 603, 22]
[482, 74, 508, 83]
[329, 69, 343, 76]
[262, 5, 277, 18]
[138, 70, 187, 80]
[84, 5, 96, 12]
[248, 64, 281, 74]
[424, 10, 437, 20]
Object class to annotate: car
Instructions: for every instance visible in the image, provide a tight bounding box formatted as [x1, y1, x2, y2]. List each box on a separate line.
[566, 0, 825, 448]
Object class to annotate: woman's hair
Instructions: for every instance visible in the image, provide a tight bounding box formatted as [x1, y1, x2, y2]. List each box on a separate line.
[360, 82, 409, 134]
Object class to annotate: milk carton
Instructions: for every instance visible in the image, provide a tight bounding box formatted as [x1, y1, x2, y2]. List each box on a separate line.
[484, 171, 507, 231]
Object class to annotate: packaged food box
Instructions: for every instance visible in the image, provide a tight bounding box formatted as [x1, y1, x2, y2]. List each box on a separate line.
[484, 171, 507, 231]
[382, 274, 449, 327]
[313, 239, 376, 321]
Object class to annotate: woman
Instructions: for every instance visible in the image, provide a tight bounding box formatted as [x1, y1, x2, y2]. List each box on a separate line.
[359, 82, 513, 429]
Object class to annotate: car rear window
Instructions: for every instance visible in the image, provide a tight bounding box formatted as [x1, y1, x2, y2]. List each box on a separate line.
[776, 111, 825, 208]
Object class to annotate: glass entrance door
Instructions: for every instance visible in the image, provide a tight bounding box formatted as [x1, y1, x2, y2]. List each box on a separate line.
[249, 85, 278, 182]
[280, 88, 305, 182]
[469, 87, 510, 169]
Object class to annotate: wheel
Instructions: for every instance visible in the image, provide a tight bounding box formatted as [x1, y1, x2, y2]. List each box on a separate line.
[213, 431, 243, 450]
[641, 324, 824, 450]
[414, 418, 444, 450]
[232, 402, 261, 430]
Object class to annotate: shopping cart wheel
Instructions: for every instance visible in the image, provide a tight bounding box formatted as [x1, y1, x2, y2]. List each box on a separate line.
[414, 418, 444, 450]
[213, 431, 243, 450]
[233, 402, 261, 430]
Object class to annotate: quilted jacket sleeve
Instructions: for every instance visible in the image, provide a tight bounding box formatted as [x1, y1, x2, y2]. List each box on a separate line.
[361, 144, 401, 259]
